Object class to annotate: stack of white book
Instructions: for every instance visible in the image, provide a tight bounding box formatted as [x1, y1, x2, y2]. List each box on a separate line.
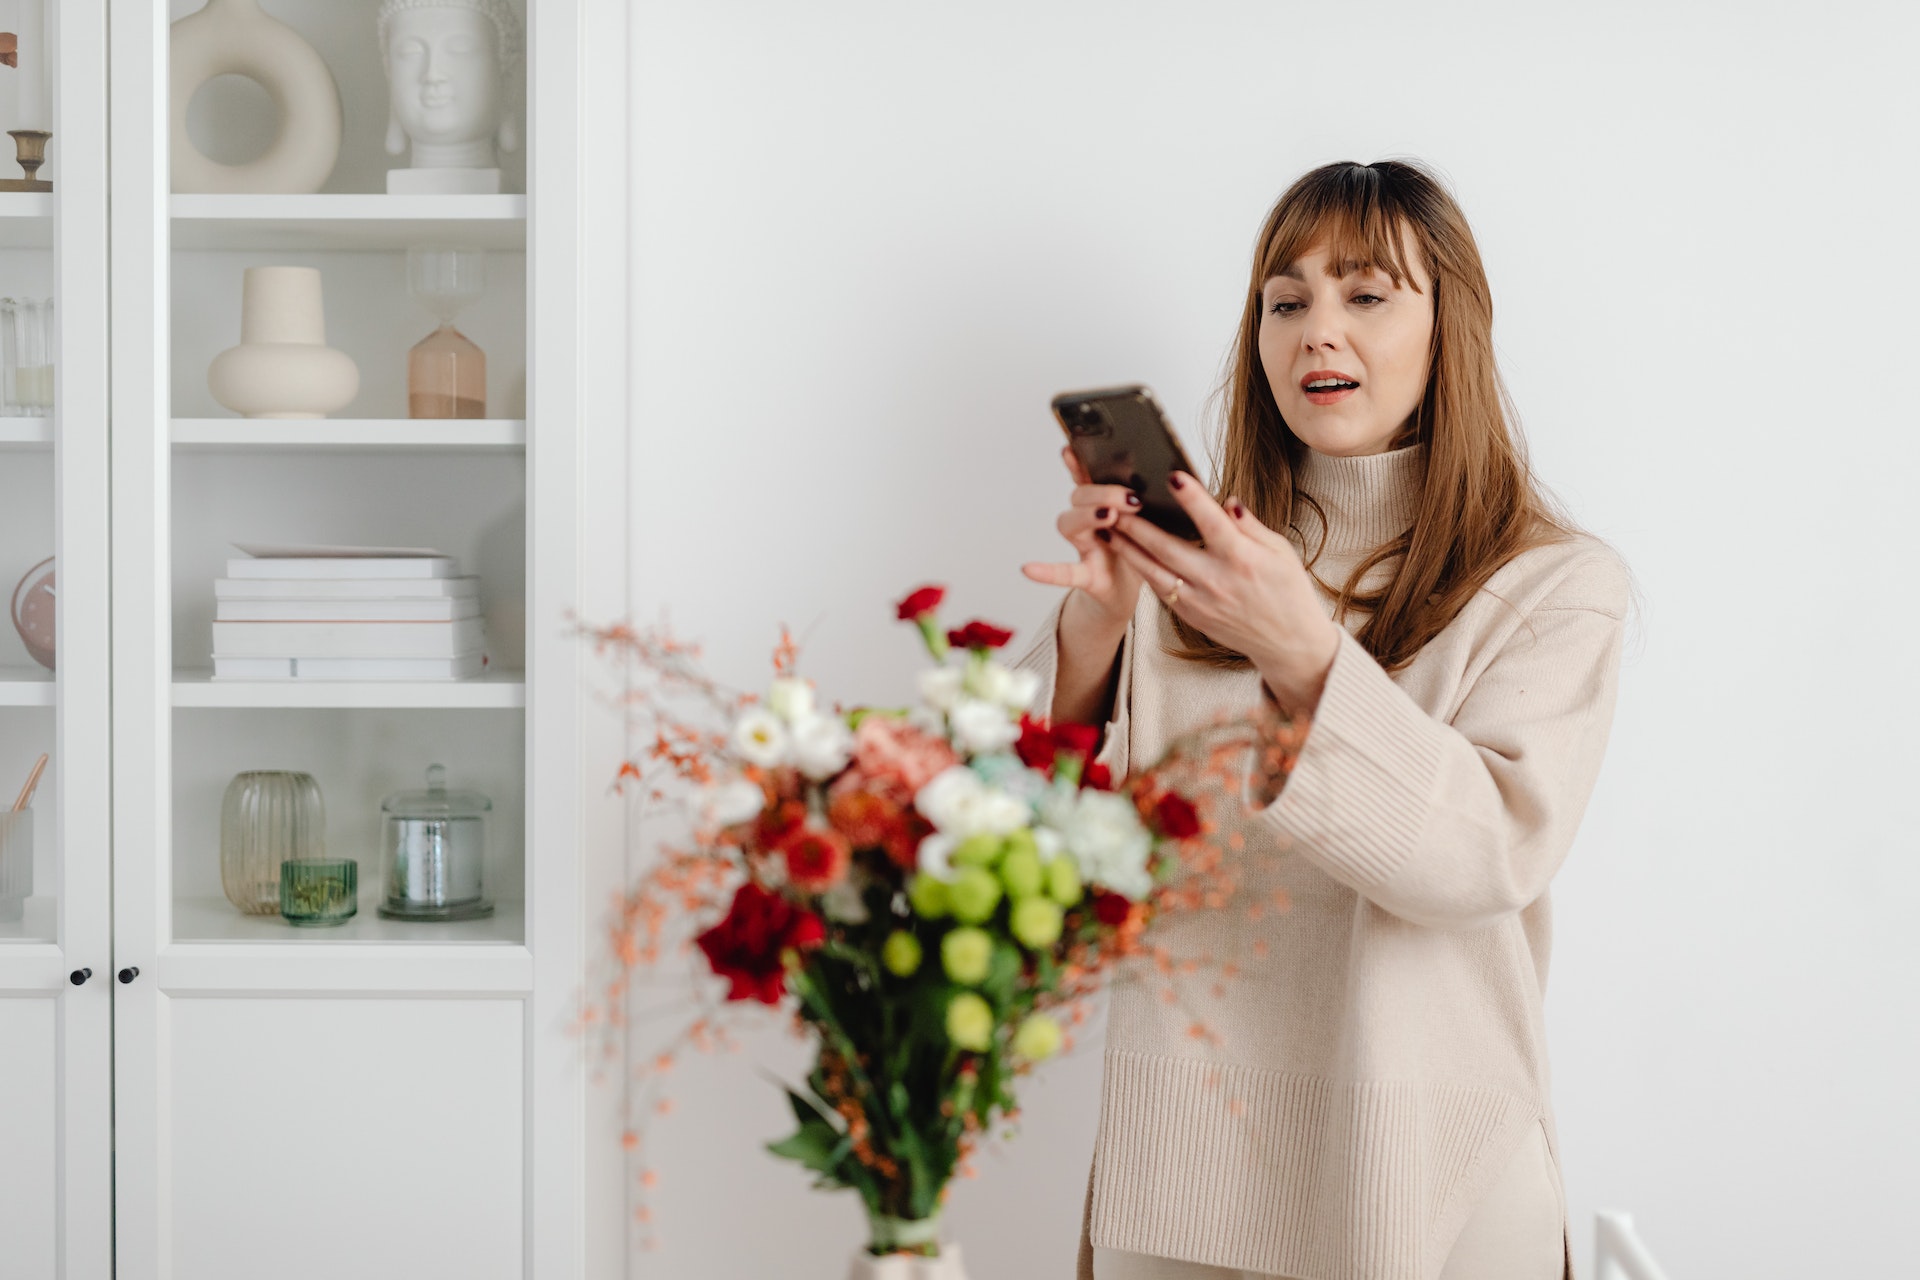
[211, 547, 487, 681]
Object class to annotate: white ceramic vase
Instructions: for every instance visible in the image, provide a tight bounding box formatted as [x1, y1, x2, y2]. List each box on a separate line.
[847, 1243, 968, 1280]
[208, 267, 359, 419]
[171, 0, 342, 194]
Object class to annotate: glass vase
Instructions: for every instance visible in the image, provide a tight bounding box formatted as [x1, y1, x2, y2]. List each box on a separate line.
[220, 770, 325, 915]
[0, 296, 54, 417]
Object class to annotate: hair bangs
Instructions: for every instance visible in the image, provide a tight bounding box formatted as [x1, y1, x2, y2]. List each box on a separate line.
[1256, 175, 1423, 294]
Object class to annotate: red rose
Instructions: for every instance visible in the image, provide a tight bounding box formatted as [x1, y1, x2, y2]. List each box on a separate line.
[1154, 793, 1201, 839]
[1052, 721, 1100, 760]
[1091, 890, 1132, 927]
[895, 585, 946, 621]
[945, 620, 1014, 650]
[1082, 762, 1113, 791]
[1015, 714, 1056, 772]
[781, 824, 852, 892]
[695, 883, 826, 1005]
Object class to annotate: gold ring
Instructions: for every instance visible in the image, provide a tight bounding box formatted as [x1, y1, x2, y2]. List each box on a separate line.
[1165, 576, 1183, 608]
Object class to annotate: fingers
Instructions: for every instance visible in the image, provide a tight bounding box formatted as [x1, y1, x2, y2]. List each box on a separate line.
[1101, 526, 1176, 598]
[1112, 504, 1214, 585]
[1222, 495, 1296, 554]
[1021, 560, 1093, 590]
[1163, 470, 1240, 546]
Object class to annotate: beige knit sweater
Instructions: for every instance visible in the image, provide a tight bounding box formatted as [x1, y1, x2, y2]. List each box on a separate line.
[1012, 441, 1629, 1280]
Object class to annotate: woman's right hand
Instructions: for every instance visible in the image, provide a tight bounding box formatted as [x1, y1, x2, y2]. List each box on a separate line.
[1019, 446, 1145, 630]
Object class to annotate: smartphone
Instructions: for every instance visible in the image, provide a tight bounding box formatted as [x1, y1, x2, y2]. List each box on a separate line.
[1050, 384, 1203, 542]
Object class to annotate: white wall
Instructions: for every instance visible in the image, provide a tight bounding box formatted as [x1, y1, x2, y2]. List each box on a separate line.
[620, 3, 1920, 1276]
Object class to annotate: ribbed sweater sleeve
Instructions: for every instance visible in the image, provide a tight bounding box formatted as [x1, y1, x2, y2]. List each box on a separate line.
[1259, 551, 1629, 931]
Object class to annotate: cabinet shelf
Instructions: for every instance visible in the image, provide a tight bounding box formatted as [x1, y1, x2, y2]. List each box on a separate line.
[170, 194, 528, 251]
[171, 895, 524, 947]
[172, 669, 527, 709]
[172, 418, 526, 452]
[0, 420, 53, 448]
[0, 192, 53, 248]
[0, 667, 55, 706]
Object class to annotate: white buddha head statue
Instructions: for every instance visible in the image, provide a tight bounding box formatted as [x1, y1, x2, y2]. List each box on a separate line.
[378, 0, 524, 170]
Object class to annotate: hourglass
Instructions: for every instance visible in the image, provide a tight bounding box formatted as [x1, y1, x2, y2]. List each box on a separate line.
[405, 246, 486, 419]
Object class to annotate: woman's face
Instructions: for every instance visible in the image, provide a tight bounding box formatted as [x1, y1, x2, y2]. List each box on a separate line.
[1257, 225, 1435, 457]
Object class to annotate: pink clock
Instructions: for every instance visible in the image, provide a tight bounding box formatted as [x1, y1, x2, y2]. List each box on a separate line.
[10, 557, 54, 671]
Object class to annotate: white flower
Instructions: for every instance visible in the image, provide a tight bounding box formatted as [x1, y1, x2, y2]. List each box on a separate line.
[821, 877, 870, 924]
[789, 712, 855, 781]
[949, 697, 1020, 756]
[918, 666, 964, 711]
[963, 660, 1014, 705]
[1032, 825, 1065, 864]
[731, 708, 790, 768]
[1001, 668, 1042, 712]
[766, 677, 816, 724]
[701, 777, 765, 828]
[915, 765, 1032, 838]
[917, 831, 958, 880]
[1054, 788, 1154, 900]
[962, 659, 1042, 713]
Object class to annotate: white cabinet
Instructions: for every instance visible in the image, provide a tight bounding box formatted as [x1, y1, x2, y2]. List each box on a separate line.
[69, 1, 596, 1276]
[0, 1, 113, 1275]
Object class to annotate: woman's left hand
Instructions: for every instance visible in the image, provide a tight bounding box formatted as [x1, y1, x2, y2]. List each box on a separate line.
[1100, 471, 1343, 716]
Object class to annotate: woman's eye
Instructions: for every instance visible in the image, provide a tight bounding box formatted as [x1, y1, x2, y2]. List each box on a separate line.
[1352, 293, 1385, 305]
[1266, 300, 1301, 315]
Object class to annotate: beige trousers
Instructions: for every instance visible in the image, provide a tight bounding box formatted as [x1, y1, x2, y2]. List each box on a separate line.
[1091, 1121, 1565, 1280]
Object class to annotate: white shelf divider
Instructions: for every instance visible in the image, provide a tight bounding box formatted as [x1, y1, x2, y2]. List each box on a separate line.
[170, 193, 527, 251]
[170, 668, 527, 710]
[0, 191, 54, 248]
[171, 418, 526, 451]
[0, 667, 56, 706]
[0, 420, 54, 447]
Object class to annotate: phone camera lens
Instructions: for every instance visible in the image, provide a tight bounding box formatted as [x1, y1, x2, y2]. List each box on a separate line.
[1064, 403, 1108, 437]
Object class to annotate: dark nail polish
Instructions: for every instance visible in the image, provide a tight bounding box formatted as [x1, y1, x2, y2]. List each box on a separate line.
[1125, 493, 1141, 507]
[1095, 529, 1112, 543]
[1094, 507, 1109, 520]
[1230, 499, 1246, 518]
[1168, 472, 1186, 490]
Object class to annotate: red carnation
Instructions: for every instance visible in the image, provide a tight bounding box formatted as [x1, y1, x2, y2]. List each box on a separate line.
[1091, 889, 1132, 927]
[781, 825, 852, 892]
[946, 620, 1014, 650]
[694, 883, 826, 1005]
[1052, 721, 1100, 760]
[1015, 714, 1056, 772]
[1082, 762, 1113, 791]
[1153, 792, 1201, 839]
[895, 585, 946, 621]
[755, 798, 807, 850]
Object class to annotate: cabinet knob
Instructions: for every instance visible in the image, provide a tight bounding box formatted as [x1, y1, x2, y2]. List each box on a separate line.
[117, 966, 139, 984]
[69, 968, 91, 986]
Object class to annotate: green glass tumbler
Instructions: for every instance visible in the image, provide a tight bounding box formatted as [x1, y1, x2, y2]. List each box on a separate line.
[279, 858, 358, 927]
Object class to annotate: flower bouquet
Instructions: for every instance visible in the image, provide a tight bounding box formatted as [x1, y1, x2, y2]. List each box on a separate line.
[580, 585, 1308, 1277]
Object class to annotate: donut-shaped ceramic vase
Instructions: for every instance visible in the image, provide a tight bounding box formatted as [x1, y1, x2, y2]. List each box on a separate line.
[170, 0, 342, 194]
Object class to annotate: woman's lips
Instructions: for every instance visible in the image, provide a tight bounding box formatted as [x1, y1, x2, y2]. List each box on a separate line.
[1302, 385, 1358, 405]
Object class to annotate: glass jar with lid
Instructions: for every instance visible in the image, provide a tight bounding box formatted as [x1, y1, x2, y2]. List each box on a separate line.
[377, 764, 493, 921]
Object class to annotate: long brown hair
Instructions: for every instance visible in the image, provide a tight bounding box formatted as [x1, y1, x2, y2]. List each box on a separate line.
[1170, 158, 1582, 672]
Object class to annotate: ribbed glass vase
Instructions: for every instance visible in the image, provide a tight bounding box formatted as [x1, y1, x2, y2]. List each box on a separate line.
[220, 771, 325, 915]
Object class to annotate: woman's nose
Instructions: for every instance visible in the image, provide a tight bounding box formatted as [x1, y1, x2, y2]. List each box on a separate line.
[1301, 305, 1343, 351]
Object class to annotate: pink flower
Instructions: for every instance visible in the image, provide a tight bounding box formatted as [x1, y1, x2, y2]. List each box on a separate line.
[845, 715, 958, 796]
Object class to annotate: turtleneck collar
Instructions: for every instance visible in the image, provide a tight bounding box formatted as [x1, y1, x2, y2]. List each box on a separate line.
[1292, 440, 1426, 559]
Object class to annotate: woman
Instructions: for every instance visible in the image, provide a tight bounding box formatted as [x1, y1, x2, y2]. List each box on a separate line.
[1015, 159, 1632, 1280]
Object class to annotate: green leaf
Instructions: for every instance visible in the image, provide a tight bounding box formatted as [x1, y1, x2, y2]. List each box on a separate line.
[767, 1115, 846, 1178]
